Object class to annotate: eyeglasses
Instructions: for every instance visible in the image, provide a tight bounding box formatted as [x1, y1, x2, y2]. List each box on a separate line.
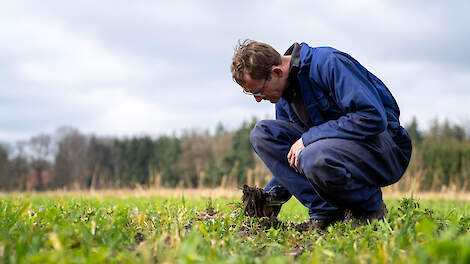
[242, 77, 268, 97]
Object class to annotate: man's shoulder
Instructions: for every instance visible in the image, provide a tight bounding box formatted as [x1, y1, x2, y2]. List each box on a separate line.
[299, 44, 341, 66]
[300, 43, 339, 54]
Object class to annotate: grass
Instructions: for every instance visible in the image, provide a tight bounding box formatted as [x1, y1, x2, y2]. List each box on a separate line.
[1, 192, 470, 263]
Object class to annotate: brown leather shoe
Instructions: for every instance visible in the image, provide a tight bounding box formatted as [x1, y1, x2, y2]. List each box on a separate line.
[344, 203, 388, 227]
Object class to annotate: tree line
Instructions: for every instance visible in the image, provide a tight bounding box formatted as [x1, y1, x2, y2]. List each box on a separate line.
[0, 119, 265, 191]
[1, 118, 470, 192]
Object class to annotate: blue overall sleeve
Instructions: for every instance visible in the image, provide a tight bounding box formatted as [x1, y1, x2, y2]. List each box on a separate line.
[301, 51, 387, 146]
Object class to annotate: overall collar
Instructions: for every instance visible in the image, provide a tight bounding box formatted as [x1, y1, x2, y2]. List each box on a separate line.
[283, 42, 302, 99]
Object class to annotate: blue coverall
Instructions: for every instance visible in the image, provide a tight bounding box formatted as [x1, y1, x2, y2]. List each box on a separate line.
[250, 43, 412, 220]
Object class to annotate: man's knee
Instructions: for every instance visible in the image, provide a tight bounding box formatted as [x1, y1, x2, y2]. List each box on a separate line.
[300, 140, 329, 170]
[249, 120, 273, 149]
[300, 140, 348, 191]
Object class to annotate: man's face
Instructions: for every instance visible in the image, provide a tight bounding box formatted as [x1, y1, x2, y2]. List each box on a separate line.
[242, 72, 284, 103]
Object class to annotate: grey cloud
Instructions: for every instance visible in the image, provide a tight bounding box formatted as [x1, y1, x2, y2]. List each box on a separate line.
[1, 0, 469, 142]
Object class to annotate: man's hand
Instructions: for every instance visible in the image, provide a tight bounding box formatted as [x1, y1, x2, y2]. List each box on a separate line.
[287, 138, 305, 173]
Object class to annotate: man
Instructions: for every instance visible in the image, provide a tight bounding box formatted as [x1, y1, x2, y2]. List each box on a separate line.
[231, 40, 412, 229]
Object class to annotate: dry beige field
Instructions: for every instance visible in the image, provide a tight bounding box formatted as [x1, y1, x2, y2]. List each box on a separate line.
[5, 187, 470, 201]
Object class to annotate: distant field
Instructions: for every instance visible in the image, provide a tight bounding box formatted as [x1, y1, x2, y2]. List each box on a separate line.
[11, 188, 470, 200]
[1, 192, 470, 263]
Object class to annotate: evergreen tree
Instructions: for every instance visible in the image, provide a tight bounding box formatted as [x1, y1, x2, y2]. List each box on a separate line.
[405, 116, 422, 144]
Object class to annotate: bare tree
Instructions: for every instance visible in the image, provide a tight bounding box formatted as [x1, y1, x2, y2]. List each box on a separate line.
[0, 141, 31, 191]
[0, 143, 9, 190]
[7, 141, 29, 190]
[28, 133, 53, 190]
[175, 130, 214, 188]
[54, 128, 89, 189]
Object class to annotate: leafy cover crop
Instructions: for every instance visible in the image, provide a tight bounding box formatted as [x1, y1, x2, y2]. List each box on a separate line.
[1, 193, 469, 263]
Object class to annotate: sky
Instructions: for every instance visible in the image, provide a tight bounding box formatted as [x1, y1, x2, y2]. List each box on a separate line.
[1, 0, 470, 143]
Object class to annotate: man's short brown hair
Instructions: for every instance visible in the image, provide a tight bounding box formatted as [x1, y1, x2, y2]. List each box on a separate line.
[231, 39, 282, 86]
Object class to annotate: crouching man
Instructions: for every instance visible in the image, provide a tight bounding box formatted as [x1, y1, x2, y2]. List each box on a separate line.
[231, 40, 412, 229]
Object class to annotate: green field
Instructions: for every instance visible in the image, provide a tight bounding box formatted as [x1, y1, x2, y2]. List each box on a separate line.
[1, 193, 470, 263]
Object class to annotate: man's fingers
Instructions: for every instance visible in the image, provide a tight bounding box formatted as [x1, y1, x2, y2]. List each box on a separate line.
[293, 152, 298, 170]
[287, 139, 304, 173]
[287, 147, 294, 166]
[295, 148, 301, 165]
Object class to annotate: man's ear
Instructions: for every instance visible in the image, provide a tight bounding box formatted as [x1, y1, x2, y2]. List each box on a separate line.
[272, 66, 284, 78]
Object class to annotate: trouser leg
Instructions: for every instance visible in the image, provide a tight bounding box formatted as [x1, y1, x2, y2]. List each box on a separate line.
[298, 130, 411, 212]
[250, 120, 343, 220]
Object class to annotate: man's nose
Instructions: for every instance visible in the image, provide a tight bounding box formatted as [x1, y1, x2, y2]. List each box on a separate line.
[254, 96, 263, 102]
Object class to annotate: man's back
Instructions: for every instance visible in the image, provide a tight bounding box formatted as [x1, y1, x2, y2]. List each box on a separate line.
[276, 43, 409, 146]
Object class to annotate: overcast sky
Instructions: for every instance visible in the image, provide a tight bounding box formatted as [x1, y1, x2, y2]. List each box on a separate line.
[1, 0, 469, 143]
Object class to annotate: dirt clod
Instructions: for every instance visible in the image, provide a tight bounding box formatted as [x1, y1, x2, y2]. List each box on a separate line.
[293, 222, 311, 233]
[259, 217, 286, 229]
[242, 184, 279, 218]
[134, 232, 145, 244]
